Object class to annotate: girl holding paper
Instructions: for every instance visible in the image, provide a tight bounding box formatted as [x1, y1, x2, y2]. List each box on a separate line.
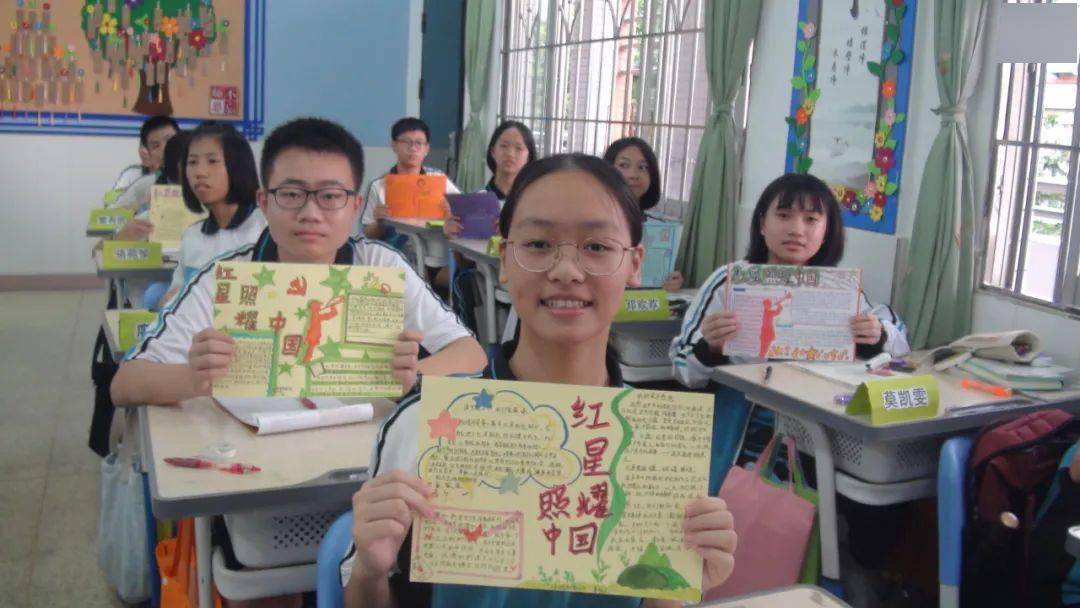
[669, 173, 910, 493]
[343, 154, 737, 607]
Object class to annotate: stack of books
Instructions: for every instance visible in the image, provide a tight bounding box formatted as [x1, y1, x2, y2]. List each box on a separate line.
[955, 356, 1069, 391]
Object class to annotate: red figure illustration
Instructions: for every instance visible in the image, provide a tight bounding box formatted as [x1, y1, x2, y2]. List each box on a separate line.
[301, 296, 344, 363]
[758, 292, 793, 359]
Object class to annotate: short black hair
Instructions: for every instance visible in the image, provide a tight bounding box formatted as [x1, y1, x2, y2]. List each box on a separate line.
[499, 153, 643, 246]
[745, 173, 844, 267]
[260, 117, 365, 190]
[391, 117, 430, 143]
[139, 115, 180, 147]
[603, 137, 662, 211]
[157, 130, 191, 186]
[487, 120, 537, 174]
[181, 121, 259, 214]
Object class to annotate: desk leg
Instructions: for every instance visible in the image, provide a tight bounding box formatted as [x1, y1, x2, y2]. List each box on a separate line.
[195, 516, 213, 608]
[477, 263, 497, 345]
[802, 419, 841, 582]
[407, 234, 426, 276]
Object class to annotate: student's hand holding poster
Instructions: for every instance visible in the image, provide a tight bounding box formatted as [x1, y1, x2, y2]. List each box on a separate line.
[409, 377, 717, 602]
[722, 263, 861, 361]
[211, 261, 405, 397]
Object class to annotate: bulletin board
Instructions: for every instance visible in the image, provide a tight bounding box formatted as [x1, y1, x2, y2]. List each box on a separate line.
[0, 0, 264, 139]
[784, 0, 917, 234]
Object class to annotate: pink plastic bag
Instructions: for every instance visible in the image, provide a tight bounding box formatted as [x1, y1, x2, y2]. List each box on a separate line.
[706, 434, 816, 599]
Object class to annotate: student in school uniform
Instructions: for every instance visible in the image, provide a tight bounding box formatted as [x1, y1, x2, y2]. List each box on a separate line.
[159, 122, 268, 304]
[341, 153, 736, 608]
[669, 173, 910, 493]
[603, 136, 683, 291]
[113, 115, 180, 207]
[111, 117, 487, 407]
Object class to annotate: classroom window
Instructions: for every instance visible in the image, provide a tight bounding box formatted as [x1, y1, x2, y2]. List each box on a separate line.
[499, 0, 750, 219]
[982, 0, 1080, 308]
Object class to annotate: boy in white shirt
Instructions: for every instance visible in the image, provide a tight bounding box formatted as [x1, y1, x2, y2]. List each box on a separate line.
[112, 117, 486, 406]
[112, 115, 179, 194]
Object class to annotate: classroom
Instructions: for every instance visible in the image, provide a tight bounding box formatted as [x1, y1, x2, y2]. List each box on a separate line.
[1, 0, 1079, 607]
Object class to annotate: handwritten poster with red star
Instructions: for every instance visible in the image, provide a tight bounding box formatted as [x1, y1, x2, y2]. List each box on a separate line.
[211, 261, 404, 398]
[412, 376, 714, 602]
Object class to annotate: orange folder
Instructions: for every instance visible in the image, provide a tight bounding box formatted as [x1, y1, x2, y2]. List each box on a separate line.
[385, 174, 448, 219]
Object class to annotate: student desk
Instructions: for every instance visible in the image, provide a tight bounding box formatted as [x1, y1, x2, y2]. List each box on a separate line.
[382, 217, 445, 275]
[446, 237, 501, 344]
[697, 585, 851, 607]
[102, 309, 126, 361]
[93, 251, 177, 282]
[139, 397, 394, 608]
[87, 226, 116, 238]
[710, 362, 1080, 585]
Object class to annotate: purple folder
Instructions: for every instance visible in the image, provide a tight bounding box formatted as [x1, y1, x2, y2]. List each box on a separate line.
[447, 192, 501, 239]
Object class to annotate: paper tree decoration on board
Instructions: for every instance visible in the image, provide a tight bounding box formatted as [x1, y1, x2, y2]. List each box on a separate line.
[784, 0, 917, 235]
[1, 1, 86, 122]
[80, 0, 229, 115]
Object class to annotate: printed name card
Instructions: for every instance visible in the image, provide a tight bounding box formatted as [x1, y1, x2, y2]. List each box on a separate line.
[723, 263, 861, 362]
[118, 310, 159, 352]
[846, 375, 940, 424]
[101, 240, 163, 269]
[614, 289, 669, 322]
[412, 376, 714, 602]
[211, 261, 405, 398]
[148, 185, 206, 250]
[386, 174, 448, 219]
[88, 207, 134, 232]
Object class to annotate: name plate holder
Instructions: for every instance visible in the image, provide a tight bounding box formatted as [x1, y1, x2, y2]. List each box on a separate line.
[101, 241, 164, 270]
[846, 375, 940, 424]
[615, 289, 670, 322]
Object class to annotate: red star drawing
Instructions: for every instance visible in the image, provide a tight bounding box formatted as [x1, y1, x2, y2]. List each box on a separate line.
[427, 409, 462, 443]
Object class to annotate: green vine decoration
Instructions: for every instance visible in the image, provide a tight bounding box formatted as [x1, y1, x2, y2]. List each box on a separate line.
[785, 20, 820, 174]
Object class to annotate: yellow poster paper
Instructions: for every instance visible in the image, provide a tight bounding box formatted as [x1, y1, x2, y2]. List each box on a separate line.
[148, 185, 207, 251]
[412, 376, 714, 602]
[211, 261, 405, 398]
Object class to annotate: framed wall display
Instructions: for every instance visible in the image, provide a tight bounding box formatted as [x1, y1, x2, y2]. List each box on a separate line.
[784, 0, 917, 234]
[0, 0, 265, 139]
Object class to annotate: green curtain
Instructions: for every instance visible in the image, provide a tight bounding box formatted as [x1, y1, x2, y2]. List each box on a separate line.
[897, 0, 991, 349]
[456, 0, 498, 193]
[677, 1, 762, 287]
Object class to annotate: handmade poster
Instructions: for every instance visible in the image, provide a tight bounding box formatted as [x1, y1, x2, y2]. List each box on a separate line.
[0, 0, 263, 137]
[211, 261, 405, 398]
[447, 191, 500, 239]
[722, 264, 861, 361]
[412, 376, 714, 602]
[640, 221, 682, 288]
[385, 174, 447, 219]
[147, 185, 206, 250]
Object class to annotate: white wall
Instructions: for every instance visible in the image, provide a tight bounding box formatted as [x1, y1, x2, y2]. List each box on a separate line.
[739, 0, 1080, 368]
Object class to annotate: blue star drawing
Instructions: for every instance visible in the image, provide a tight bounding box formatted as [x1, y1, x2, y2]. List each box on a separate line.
[497, 472, 522, 495]
[473, 389, 494, 410]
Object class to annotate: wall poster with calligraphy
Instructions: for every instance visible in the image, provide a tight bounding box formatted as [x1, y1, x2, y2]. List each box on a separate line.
[785, 0, 917, 234]
[211, 261, 404, 398]
[412, 376, 714, 602]
[0, 0, 265, 138]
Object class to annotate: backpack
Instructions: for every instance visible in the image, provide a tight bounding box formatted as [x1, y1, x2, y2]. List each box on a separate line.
[89, 288, 121, 458]
[961, 409, 1080, 607]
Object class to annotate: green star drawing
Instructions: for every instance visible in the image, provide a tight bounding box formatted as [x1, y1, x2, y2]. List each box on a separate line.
[320, 266, 352, 297]
[277, 363, 294, 377]
[294, 307, 308, 320]
[253, 265, 276, 288]
[497, 472, 522, 495]
[319, 339, 343, 359]
[213, 307, 221, 318]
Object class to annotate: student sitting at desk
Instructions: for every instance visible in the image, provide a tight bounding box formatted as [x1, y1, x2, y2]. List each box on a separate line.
[111, 117, 486, 407]
[114, 115, 180, 210]
[111, 114, 179, 192]
[160, 122, 267, 305]
[341, 153, 736, 608]
[669, 173, 910, 492]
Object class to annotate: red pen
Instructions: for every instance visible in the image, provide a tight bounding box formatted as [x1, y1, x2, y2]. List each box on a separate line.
[165, 457, 215, 469]
[219, 462, 262, 475]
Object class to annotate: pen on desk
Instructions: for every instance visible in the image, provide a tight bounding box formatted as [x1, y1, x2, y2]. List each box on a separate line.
[763, 365, 772, 384]
[961, 378, 1013, 398]
[165, 457, 262, 474]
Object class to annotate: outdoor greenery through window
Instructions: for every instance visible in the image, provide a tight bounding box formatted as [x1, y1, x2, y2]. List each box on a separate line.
[499, 0, 749, 218]
[982, 0, 1080, 308]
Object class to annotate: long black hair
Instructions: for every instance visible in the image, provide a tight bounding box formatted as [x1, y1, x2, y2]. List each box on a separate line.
[156, 130, 191, 186]
[486, 120, 538, 174]
[181, 121, 259, 215]
[603, 137, 661, 211]
[745, 173, 844, 266]
[499, 153, 643, 246]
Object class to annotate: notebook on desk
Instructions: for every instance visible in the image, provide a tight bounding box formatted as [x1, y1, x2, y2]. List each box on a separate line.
[215, 397, 374, 435]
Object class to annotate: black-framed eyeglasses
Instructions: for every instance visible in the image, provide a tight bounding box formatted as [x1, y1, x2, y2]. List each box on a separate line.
[394, 138, 428, 149]
[267, 186, 357, 211]
[506, 238, 633, 276]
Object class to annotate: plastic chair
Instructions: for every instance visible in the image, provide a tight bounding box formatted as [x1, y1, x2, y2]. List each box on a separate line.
[315, 511, 354, 608]
[938, 435, 973, 608]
